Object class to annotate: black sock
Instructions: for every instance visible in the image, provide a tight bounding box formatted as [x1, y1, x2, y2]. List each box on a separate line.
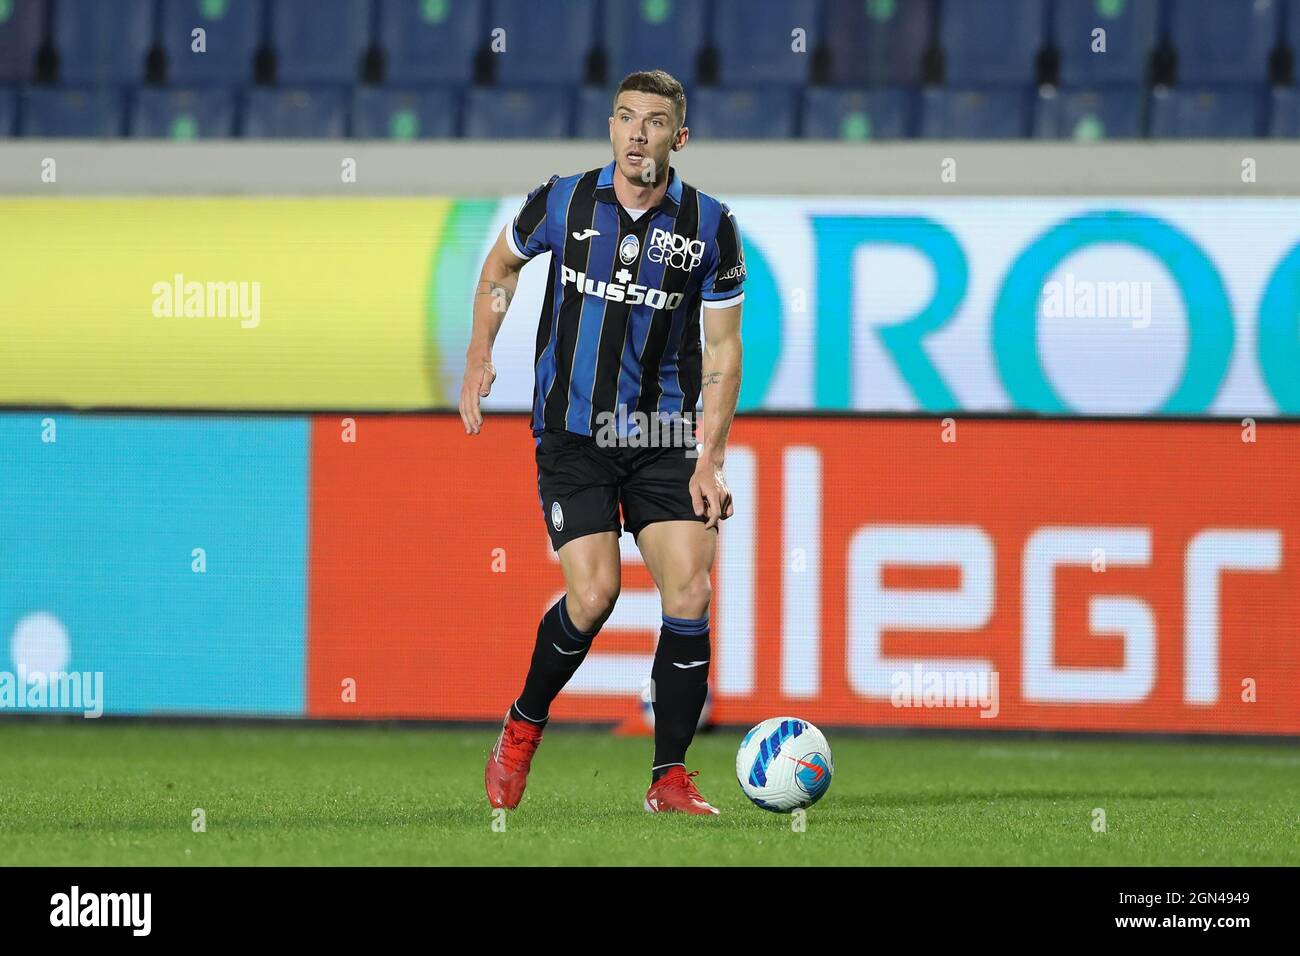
[650, 613, 710, 780]
[515, 596, 597, 725]
[651, 763, 683, 783]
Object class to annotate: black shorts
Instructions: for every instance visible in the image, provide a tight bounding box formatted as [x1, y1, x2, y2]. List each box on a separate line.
[535, 428, 709, 551]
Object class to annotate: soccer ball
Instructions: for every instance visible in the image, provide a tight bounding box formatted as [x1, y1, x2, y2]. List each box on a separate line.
[735, 717, 833, 812]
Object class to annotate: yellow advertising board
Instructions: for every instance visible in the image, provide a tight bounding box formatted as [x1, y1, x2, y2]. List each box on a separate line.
[0, 198, 456, 408]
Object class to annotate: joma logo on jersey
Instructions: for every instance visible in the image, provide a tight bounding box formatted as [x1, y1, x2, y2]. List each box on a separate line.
[648, 228, 706, 271]
[560, 265, 685, 310]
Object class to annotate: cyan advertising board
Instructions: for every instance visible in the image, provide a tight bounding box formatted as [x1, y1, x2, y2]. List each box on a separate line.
[0, 414, 309, 716]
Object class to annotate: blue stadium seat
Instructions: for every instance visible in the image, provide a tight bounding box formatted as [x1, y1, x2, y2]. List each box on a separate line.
[160, 0, 262, 85]
[1270, 85, 1300, 136]
[825, 0, 933, 86]
[940, 0, 1044, 86]
[920, 87, 1030, 137]
[378, 0, 482, 86]
[604, 0, 706, 85]
[801, 87, 913, 138]
[489, 0, 595, 86]
[21, 87, 123, 136]
[1148, 86, 1265, 137]
[0, 0, 46, 83]
[54, 0, 154, 85]
[715, 0, 819, 87]
[576, 85, 614, 138]
[1290, 0, 1300, 79]
[1034, 86, 1143, 139]
[270, 0, 370, 85]
[1169, 0, 1278, 85]
[352, 87, 458, 138]
[1053, 0, 1157, 86]
[130, 88, 236, 138]
[687, 87, 797, 138]
[0, 87, 16, 135]
[244, 88, 347, 137]
[463, 87, 571, 137]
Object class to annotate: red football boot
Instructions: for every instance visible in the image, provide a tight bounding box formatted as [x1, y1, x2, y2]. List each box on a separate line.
[484, 709, 545, 809]
[644, 767, 721, 816]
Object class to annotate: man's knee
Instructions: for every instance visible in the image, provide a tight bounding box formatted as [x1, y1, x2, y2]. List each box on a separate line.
[568, 575, 620, 632]
[662, 570, 711, 620]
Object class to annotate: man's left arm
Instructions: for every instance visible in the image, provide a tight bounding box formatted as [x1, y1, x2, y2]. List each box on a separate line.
[691, 301, 742, 530]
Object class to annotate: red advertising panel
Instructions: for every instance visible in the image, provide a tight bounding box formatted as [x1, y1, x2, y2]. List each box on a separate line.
[307, 415, 1299, 735]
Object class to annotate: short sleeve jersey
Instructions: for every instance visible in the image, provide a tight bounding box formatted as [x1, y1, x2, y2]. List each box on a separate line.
[507, 161, 745, 437]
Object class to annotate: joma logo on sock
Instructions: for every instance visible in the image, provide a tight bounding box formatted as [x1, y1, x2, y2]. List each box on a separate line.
[50, 886, 151, 936]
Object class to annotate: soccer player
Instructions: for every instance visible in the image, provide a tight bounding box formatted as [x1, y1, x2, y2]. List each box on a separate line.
[459, 70, 745, 816]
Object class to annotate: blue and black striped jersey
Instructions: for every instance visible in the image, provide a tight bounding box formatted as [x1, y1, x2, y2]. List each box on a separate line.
[506, 160, 745, 437]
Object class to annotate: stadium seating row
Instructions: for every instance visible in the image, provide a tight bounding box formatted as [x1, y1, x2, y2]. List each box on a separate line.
[5, 82, 1299, 139]
[2, 0, 1299, 90]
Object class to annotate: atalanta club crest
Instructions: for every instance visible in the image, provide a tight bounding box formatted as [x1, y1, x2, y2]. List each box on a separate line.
[619, 234, 640, 265]
[551, 501, 564, 532]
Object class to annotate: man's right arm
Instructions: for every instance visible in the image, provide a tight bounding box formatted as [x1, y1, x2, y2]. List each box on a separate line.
[459, 226, 528, 435]
[459, 175, 557, 435]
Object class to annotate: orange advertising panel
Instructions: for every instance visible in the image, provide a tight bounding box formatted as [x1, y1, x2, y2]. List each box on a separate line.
[306, 415, 1300, 735]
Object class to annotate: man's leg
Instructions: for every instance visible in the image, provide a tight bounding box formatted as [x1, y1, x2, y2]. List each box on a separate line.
[486, 537, 619, 810]
[634, 519, 717, 781]
[513, 531, 621, 724]
[486, 432, 622, 810]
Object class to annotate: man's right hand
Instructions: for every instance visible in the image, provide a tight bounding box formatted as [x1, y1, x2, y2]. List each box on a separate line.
[459, 355, 497, 434]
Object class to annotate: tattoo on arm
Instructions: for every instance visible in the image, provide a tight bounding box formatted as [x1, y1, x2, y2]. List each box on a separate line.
[478, 280, 514, 310]
[701, 371, 723, 387]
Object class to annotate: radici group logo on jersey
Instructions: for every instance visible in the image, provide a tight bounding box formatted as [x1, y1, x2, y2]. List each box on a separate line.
[648, 228, 706, 271]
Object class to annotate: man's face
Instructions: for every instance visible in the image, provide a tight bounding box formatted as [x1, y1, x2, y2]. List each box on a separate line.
[609, 90, 687, 187]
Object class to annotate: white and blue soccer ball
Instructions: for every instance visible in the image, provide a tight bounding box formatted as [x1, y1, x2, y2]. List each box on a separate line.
[736, 717, 833, 812]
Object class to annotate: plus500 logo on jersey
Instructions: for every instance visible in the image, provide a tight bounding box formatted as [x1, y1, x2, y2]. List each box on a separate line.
[560, 265, 685, 310]
[648, 229, 706, 271]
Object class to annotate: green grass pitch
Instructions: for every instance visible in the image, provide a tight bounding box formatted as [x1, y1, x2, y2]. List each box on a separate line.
[1, 721, 1296, 866]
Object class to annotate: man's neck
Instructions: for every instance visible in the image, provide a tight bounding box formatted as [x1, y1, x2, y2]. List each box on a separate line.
[613, 164, 669, 211]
